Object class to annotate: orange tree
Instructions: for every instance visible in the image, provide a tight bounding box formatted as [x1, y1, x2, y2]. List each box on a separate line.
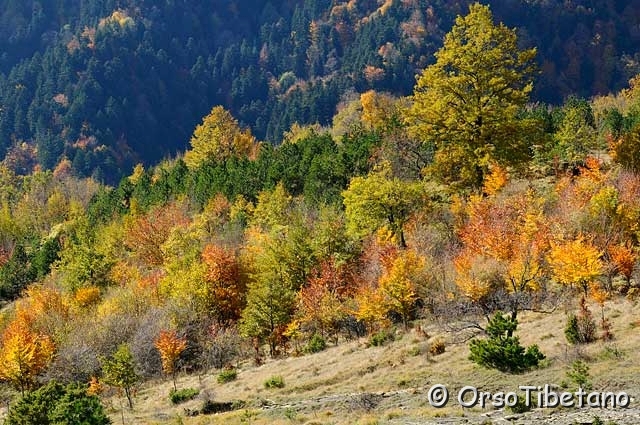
[454, 189, 551, 325]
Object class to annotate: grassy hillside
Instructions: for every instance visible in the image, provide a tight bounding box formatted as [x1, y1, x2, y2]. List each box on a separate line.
[103, 298, 640, 424]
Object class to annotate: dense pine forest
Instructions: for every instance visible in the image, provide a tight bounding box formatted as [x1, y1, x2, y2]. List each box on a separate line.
[2, 1, 640, 423]
[0, 0, 640, 182]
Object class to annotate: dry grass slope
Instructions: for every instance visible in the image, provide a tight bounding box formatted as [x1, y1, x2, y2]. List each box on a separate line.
[108, 298, 640, 424]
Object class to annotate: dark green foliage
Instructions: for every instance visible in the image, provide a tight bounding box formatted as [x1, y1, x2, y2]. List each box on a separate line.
[304, 334, 327, 354]
[0, 0, 637, 182]
[0, 244, 35, 301]
[506, 395, 532, 414]
[30, 237, 61, 280]
[169, 388, 200, 404]
[368, 330, 394, 347]
[565, 301, 597, 345]
[217, 369, 238, 384]
[199, 400, 237, 415]
[469, 313, 545, 373]
[6, 381, 110, 425]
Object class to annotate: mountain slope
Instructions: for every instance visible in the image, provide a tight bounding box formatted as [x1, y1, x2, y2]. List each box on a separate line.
[0, 0, 639, 182]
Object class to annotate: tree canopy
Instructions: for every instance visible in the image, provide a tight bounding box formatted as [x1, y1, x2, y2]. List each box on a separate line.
[407, 3, 538, 189]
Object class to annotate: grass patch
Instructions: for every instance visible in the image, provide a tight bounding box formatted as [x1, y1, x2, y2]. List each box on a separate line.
[264, 375, 285, 389]
[218, 368, 238, 384]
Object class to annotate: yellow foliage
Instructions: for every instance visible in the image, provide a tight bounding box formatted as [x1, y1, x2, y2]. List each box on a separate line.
[128, 163, 145, 185]
[282, 123, 323, 144]
[99, 9, 134, 29]
[354, 284, 388, 329]
[454, 253, 498, 302]
[73, 286, 102, 308]
[482, 164, 508, 196]
[360, 90, 396, 131]
[0, 320, 56, 393]
[548, 236, 604, 293]
[589, 282, 608, 306]
[378, 249, 424, 326]
[184, 106, 257, 169]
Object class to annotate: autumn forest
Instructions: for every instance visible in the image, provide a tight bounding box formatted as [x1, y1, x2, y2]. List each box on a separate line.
[2, 1, 640, 423]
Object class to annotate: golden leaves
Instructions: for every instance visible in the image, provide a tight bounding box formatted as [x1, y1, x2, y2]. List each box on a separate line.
[548, 236, 604, 293]
[0, 319, 55, 393]
[154, 330, 187, 377]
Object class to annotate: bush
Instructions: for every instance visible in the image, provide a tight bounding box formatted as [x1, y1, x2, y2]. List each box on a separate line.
[304, 334, 327, 354]
[368, 329, 394, 347]
[264, 375, 285, 389]
[200, 399, 236, 415]
[429, 339, 446, 356]
[217, 368, 238, 384]
[6, 381, 110, 425]
[507, 395, 531, 414]
[469, 312, 545, 373]
[169, 388, 200, 404]
[565, 298, 597, 345]
[566, 360, 592, 391]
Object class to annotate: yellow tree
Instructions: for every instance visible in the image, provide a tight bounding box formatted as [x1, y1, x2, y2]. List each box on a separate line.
[548, 236, 604, 296]
[154, 330, 187, 391]
[407, 3, 538, 189]
[184, 106, 257, 169]
[378, 249, 425, 329]
[342, 163, 425, 248]
[0, 320, 55, 395]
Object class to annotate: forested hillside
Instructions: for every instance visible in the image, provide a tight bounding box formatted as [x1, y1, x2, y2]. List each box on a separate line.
[2, 2, 640, 423]
[0, 0, 639, 182]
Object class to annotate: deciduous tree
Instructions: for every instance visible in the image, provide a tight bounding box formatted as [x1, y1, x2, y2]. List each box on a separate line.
[407, 3, 538, 189]
[548, 236, 604, 295]
[100, 344, 139, 409]
[184, 106, 257, 169]
[342, 163, 425, 248]
[154, 330, 187, 391]
[0, 320, 55, 395]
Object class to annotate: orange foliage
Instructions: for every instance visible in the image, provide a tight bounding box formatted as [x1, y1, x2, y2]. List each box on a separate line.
[0, 320, 55, 394]
[297, 260, 357, 336]
[124, 202, 190, 266]
[201, 244, 245, 322]
[154, 330, 187, 390]
[87, 376, 104, 396]
[608, 243, 636, 282]
[455, 191, 550, 303]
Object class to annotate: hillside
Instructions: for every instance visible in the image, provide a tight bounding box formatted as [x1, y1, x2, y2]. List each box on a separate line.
[1, 3, 640, 425]
[0, 0, 640, 182]
[104, 299, 640, 424]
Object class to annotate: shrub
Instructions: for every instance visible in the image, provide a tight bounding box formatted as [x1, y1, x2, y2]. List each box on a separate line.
[506, 395, 531, 414]
[169, 388, 200, 404]
[217, 368, 238, 384]
[264, 375, 285, 389]
[566, 360, 592, 391]
[304, 334, 327, 354]
[368, 329, 394, 347]
[469, 312, 545, 373]
[429, 339, 446, 356]
[6, 381, 110, 425]
[200, 399, 236, 415]
[565, 298, 597, 344]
